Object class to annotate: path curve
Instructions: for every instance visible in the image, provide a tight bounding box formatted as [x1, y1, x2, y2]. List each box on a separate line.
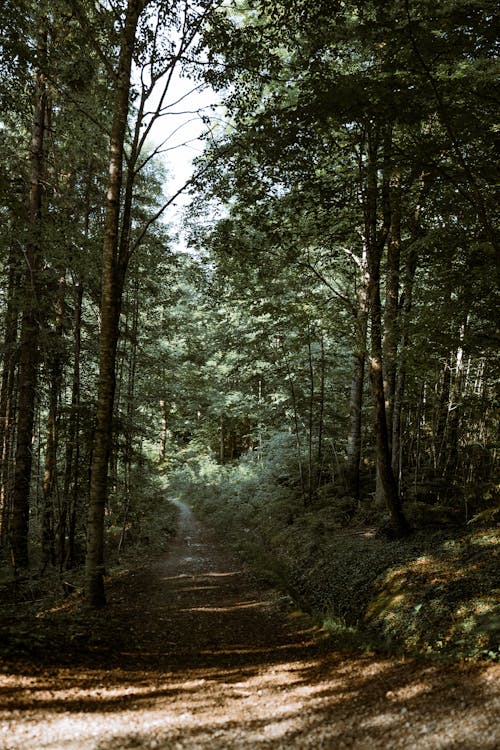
[0, 500, 498, 749]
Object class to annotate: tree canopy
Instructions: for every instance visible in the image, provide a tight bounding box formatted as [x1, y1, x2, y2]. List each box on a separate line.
[0, 0, 498, 607]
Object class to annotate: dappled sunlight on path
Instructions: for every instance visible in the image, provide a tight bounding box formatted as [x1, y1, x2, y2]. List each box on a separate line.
[1, 500, 498, 749]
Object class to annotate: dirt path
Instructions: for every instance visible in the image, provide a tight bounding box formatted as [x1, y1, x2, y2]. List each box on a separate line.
[1, 500, 498, 749]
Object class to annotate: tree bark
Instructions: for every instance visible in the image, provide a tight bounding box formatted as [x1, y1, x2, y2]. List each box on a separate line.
[159, 399, 168, 461]
[391, 247, 417, 486]
[120, 272, 140, 550]
[281, 339, 305, 503]
[60, 281, 83, 570]
[365, 126, 410, 536]
[367, 272, 410, 536]
[383, 174, 402, 454]
[0, 247, 20, 548]
[10, 14, 48, 569]
[85, 0, 144, 607]
[316, 332, 325, 473]
[443, 317, 468, 480]
[306, 328, 315, 505]
[40, 276, 66, 571]
[345, 247, 369, 499]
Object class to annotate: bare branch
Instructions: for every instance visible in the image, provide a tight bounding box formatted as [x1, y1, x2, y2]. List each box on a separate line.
[130, 142, 233, 256]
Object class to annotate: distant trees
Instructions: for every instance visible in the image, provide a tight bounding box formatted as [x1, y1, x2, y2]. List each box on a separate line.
[0, 0, 222, 604]
[187, 0, 499, 532]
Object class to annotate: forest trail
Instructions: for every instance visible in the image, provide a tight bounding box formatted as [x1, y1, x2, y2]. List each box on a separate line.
[1, 500, 498, 750]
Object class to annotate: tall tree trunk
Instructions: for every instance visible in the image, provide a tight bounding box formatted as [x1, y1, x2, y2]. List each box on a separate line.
[391, 247, 417, 487]
[383, 174, 402, 454]
[345, 247, 369, 499]
[85, 0, 144, 607]
[281, 340, 305, 503]
[306, 328, 315, 505]
[219, 413, 225, 463]
[40, 276, 66, 571]
[0, 248, 20, 549]
[60, 281, 83, 569]
[374, 140, 400, 507]
[316, 332, 325, 473]
[367, 272, 410, 535]
[158, 399, 168, 461]
[10, 15, 48, 569]
[365, 126, 410, 536]
[443, 317, 468, 480]
[120, 273, 139, 551]
[435, 356, 452, 471]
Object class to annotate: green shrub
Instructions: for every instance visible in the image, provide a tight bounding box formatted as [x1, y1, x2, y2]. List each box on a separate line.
[169, 446, 500, 661]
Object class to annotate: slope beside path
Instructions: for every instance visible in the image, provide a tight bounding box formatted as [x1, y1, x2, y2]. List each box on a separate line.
[1, 500, 498, 749]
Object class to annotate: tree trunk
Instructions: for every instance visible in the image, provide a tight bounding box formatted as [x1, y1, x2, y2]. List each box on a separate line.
[365, 126, 410, 536]
[443, 318, 468, 480]
[120, 273, 140, 550]
[40, 276, 66, 571]
[85, 0, 144, 607]
[281, 340, 305, 503]
[306, 329, 315, 505]
[374, 137, 400, 507]
[383, 174, 402, 454]
[60, 281, 83, 569]
[219, 413, 225, 464]
[0, 248, 20, 549]
[316, 332, 325, 473]
[159, 399, 168, 461]
[10, 16, 48, 569]
[391, 247, 417, 487]
[435, 356, 452, 471]
[345, 247, 369, 499]
[367, 273, 410, 536]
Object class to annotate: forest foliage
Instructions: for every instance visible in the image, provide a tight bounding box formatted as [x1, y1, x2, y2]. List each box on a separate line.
[0, 0, 498, 654]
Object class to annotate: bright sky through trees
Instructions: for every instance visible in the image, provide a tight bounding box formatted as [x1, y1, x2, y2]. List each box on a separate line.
[143, 66, 219, 240]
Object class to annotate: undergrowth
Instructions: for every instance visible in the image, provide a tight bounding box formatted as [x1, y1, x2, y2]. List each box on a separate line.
[0, 468, 179, 663]
[169, 442, 500, 662]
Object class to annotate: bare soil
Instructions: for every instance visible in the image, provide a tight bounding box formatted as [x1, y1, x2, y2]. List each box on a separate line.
[1, 501, 498, 749]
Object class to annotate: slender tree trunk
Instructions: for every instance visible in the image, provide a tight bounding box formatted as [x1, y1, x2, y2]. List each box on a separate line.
[345, 247, 369, 499]
[59, 281, 83, 569]
[85, 0, 144, 607]
[40, 276, 66, 571]
[0, 249, 20, 548]
[317, 333, 325, 473]
[374, 138, 400, 507]
[444, 317, 468, 480]
[367, 273, 410, 535]
[219, 413, 226, 464]
[383, 174, 402, 453]
[59, 170, 90, 569]
[306, 329, 315, 505]
[10, 16, 48, 569]
[120, 273, 139, 551]
[281, 340, 305, 503]
[365, 126, 410, 536]
[257, 379, 263, 460]
[159, 399, 168, 461]
[413, 381, 426, 489]
[391, 247, 417, 487]
[435, 356, 452, 471]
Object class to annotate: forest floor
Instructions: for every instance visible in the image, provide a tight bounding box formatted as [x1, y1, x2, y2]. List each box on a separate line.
[0, 500, 499, 749]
